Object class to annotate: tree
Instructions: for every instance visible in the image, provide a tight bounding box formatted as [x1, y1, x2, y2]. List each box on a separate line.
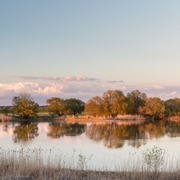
[139, 98, 165, 120]
[64, 98, 85, 115]
[46, 97, 65, 116]
[165, 98, 180, 117]
[84, 96, 105, 117]
[127, 90, 147, 114]
[85, 90, 128, 117]
[12, 93, 39, 119]
[102, 90, 128, 117]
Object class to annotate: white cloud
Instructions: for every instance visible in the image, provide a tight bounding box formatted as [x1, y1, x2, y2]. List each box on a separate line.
[107, 80, 124, 83]
[0, 82, 35, 95]
[140, 85, 165, 91]
[0, 75, 179, 105]
[34, 84, 63, 94]
[64, 75, 99, 82]
[15, 75, 99, 82]
[0, 79, 126, 105]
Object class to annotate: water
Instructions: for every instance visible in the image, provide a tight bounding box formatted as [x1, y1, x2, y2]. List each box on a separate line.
[0, 120, 179, 171]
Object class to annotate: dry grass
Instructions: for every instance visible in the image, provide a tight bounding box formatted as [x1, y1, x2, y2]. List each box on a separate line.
[168, 116, 180, 122]
[1, 167, 180, 180]
[0, 148, 179, 180]
[65, 115, 145, 125]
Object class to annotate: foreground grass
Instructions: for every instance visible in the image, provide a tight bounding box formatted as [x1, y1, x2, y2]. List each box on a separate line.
[0, 148, 179, 180]
[1, 168, 180, 180]
[1, 166, 180, 180]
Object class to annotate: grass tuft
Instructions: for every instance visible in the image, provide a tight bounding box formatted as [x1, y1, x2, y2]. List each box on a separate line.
[0, 148, 179, 180]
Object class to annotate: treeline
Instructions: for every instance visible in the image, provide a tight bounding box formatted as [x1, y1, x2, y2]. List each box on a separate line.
[85, 90, 180, 119]
[3, 90, 180, 119]
[46, 97, 85, 116]
[11, 93, 85, 119]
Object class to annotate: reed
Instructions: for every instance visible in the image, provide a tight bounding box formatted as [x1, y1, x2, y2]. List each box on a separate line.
[0, 147, 179, 180]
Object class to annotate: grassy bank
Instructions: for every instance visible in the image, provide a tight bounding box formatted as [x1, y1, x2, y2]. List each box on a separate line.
[1, 168, 180, 180]
[65, 115, 146, 125]
[1, 160, 180, 180]
[0, 148, 179, 180]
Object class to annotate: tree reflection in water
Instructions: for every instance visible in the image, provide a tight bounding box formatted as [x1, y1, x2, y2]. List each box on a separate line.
[10, 121, 180, 148]
[85, 121, 179, 149]
[47, 122, 85, 138]
[13, 123, 38, 143]
[165, 121, 180, 137]
[85, 123, 141, 148]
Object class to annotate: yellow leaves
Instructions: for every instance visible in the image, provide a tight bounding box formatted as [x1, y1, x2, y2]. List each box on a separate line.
[12, 93, 39, 119]
[139, 98, 165, 119]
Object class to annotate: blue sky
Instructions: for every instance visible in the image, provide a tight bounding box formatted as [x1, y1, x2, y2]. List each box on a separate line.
[0, 1, 180, 105]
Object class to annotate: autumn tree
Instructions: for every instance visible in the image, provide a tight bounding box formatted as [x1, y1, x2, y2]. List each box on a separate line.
[84, 96, 105, 117]
[102, 90, 128, 117]
[64, 98, 85, 115]
[127, 90, 147, 114]
[46, 97, 65, 116]
[165, 98, 180, 117]
[12, 93, 39, 119]
[139, 98, 165, 120]
[85, 90, 128, 117]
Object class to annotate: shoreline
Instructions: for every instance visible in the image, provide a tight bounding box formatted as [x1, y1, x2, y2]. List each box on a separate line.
[168, 116, 180, 122]
[64, 118, 146, 125]
[65, 114, 146, 125]
[0, 113, 180, 124]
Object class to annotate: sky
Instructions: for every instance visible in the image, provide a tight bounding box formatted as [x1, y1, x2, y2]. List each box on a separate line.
[0, 0, 180, 105]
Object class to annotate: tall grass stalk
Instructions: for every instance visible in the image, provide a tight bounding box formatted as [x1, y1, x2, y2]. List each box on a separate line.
[0, 147, 179, 180]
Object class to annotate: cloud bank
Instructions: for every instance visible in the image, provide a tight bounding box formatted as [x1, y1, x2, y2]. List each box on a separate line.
[0, 75, 179, 105]
[14, 75, 100, 82]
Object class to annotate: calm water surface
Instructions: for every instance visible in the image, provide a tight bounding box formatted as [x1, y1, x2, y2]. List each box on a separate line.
[0, 121, 179, 171]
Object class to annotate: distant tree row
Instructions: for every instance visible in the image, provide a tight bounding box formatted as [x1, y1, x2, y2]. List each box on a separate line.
[85, 90, 180, 120]
[12, 93, 85, 119]
[46, 97, 85, 116]
[10, 90, 180, 119]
